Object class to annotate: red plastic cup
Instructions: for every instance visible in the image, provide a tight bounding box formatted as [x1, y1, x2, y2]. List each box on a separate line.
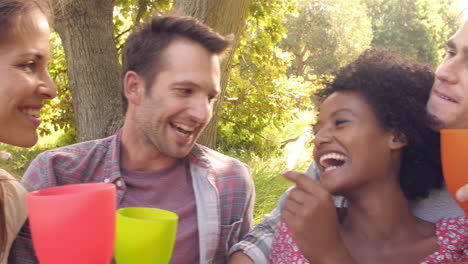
[27, 183, 116, 264]
[440, 129, 468, 214]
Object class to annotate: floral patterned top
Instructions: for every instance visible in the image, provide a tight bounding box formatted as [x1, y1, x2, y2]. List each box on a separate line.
[269, 216, 467, 264]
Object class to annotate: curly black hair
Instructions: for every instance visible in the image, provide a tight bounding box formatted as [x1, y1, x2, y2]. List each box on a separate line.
[315, 47, 443, 201]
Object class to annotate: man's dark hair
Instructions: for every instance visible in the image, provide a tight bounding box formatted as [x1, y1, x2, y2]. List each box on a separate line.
[121, 15, 233, 112]
[316, 47, 443, 201]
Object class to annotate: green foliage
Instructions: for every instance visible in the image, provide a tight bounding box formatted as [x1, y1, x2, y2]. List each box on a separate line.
[281, 0, 373, 76]
[39, 32, 75, 138]
[221, 109, 315, 225]
[114, 0, 173, 52]
[366, 0, 458, 66]
[218, 0, 319, 155]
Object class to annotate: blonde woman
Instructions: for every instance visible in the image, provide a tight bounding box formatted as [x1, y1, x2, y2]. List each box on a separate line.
[0, 0, 56, 262]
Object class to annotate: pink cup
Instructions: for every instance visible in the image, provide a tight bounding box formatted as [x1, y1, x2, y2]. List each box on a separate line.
[27, 183, 116, 264]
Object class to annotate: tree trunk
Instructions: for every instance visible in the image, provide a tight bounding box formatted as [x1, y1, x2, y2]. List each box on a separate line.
[53, 0, 123, 142]
[172, 0, 252, 149]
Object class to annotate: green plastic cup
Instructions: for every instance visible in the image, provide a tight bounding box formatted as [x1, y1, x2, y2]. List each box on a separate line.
[114, 207, 178, 264]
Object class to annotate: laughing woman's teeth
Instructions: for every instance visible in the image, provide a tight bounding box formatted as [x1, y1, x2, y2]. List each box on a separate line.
[319, 152, 346, 166]
[319, 152, 347, 172]
[324, 165, 338, 172]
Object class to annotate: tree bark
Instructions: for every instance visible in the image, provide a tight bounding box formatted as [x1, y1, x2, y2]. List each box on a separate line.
[172, 0, 252, 149]
[53, 0, 123, 142]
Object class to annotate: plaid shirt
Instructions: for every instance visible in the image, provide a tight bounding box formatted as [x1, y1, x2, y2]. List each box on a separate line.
[9, 130, 255, 264]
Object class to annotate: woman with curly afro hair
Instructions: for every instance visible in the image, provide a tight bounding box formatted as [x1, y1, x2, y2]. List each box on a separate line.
[268, 48, 468, 264]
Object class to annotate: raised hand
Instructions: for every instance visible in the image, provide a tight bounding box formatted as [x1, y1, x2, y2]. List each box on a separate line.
[281, 171, 357, 264]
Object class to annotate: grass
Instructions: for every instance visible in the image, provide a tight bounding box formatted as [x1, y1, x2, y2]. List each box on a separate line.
[0, 112, 315, 224]
[0, 129, 77, 179]
[247, 152, 312, 225]
[221, 110, 316, 224]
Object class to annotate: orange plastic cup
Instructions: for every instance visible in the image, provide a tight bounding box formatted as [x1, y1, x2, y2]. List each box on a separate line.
[27, 183, 116, 264]
[440, 129, 468, 214]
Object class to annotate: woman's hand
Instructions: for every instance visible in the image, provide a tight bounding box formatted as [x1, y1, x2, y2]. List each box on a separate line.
[456, 184, 468, 202]
[281, 171, 357, 264]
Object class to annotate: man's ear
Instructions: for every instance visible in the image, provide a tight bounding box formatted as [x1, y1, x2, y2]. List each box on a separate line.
[123, 71, 145, 105]
[388, 130, 407, 150]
